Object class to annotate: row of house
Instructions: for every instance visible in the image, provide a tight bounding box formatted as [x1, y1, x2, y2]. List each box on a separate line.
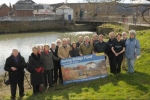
[0, 0, 74, 21]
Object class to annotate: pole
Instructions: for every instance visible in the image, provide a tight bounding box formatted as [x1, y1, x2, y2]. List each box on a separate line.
[24, 74, 32, 89]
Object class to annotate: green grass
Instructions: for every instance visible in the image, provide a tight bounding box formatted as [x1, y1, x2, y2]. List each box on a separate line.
[2, 24, 150, 100]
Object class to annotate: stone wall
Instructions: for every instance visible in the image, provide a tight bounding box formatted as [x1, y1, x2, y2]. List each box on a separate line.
[0, 21, 98, 33]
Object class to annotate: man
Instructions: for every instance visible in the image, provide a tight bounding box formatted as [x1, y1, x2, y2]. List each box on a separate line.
[50, 42, 62, 83]
[76, 36, 83, 47]
[58, 38, 71, 59]
[133, 13, 137, 25]
[122, 32, 128, 70]
[93, 34, 99, 45]
[4, 49, 26, 100]
[94, 34, 107, 55]
[106, 32, 117, 73]
[56, 39, 62, 48]
[79, 36, 94, 56]
[67, 38, 71, 46]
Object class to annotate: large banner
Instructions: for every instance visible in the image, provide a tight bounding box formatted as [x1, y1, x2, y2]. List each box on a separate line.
[60, 54, 108, 84]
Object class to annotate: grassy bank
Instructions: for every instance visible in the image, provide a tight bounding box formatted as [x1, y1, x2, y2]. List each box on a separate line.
[1, 24, 150, 100]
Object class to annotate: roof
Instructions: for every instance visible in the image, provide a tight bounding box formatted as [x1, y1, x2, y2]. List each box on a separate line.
[0, 3, 9, 8]
[15, 0, 35, 4]
[56, 5, 72, 10]
[15, 4, 33, 10]
[50, 3, 64, 12]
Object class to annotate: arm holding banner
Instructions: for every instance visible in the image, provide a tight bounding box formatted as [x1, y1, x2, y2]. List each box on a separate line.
[58, 46, 65, 59]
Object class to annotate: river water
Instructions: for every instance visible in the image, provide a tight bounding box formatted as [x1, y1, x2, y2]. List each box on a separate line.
[0, 31, 95, 75]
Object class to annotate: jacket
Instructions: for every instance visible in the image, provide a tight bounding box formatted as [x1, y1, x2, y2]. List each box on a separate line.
[69, 48, 80, 57]
[4, 53, 26, 83]
[28, 53, 43, 86]
[58, 45, 71, 58]
[41, 51, 59, 70]
[125, 38, 140, 59]
[79, 42, 94, 55]
[94, 41, 107, 54]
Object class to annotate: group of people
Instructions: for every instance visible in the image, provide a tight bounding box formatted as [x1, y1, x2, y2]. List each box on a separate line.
[4, 30, 140, 100]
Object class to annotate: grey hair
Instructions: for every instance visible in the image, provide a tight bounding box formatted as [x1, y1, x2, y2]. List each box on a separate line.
[84, 36, 90, 41]
[62, 38, 67, 42]
[122, 32, 127, 35]
[12, 49, 18, 52]
[51, 42, 56, 46]
[56, 39, 62, 43]
[129, 30, 136, 37]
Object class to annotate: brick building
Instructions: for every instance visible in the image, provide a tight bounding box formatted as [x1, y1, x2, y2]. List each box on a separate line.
[0, 3, 10, 17]
[12, 0, 35, 17]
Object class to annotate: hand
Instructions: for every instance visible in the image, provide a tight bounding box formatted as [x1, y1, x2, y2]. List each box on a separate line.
[135, 55, 137, 59]
[11, 67, 17, 71]
[115, 53, 118, 56]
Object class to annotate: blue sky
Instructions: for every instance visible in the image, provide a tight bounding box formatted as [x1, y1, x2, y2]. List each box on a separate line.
[0, 0, 149, 5]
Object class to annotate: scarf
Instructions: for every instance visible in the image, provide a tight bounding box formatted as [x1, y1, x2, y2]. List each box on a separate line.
[44, 50, 49, 55]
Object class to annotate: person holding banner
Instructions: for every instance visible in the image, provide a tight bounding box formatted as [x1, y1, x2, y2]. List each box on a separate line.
[125, 30, 140, 74]
[58, 38, 71, 59]
[42, 45, 60, 88]
[69, 42, 80, 57]
[111, 33, 125, 74]
[94, 34, 107, 55]
[107, 32, 117, 73]
[79, 36, 94, 56]
[4, 49, 26, 99]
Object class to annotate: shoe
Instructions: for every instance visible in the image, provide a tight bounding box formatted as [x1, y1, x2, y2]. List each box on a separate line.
[20, 94, 25, 98]
[10, 96, 16, 100]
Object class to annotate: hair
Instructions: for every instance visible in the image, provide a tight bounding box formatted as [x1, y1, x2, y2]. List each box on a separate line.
[116, 33, 122, 37]
[78, 36, 83, 39]
[71, 42, 77, 49]
[109, 32, 115, 35]
[56, 39, 62, 43]
[51, 42, 56, 46]
[44, 44, 50, 48]
[84, 36, 90, 41]
[129, 30, 136, 37]
[32, 46, 38, 51]
[62, 38, 67, 42]
[99, 34, 104, 37]
[122, 32, 127, 35]
[12, 49, 18, 52]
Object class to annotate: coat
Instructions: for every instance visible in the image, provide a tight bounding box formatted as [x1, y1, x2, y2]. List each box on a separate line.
[41, 51, 59, 70]
[4, 53, 26, 83]
[79, 43, 94, 55]
[69, 48, 80, 57]
[58, 45, 71, 58]
[125, 38, 140, 59]
[50, 47, 60, 69]
[106, 38, 117, 55]
[28, 53, 43, 86]
[94, 41, 107, 54]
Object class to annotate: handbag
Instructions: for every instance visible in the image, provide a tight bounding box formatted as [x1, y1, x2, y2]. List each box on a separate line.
[4, 72, 10, 85]
[26, 62, 34, 73]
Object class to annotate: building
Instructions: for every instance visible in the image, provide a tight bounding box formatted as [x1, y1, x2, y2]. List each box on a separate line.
[56, 5, 73, 21]
[12, 0, 35, 17]
[0, 3, 10, 17]
[33, 4, 55, 16]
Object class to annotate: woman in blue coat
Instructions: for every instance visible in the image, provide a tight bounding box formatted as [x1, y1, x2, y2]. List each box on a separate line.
[125, 30, 140, 74]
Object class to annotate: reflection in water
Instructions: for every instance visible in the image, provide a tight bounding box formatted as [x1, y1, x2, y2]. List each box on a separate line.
[0, 31, 95, 74]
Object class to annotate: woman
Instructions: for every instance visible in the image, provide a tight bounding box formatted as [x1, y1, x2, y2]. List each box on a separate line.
[125, 30, 140, 74]
[41, 45, 59, 87]
[90, 38, 94, 45]
[111, 33, 125, 74]
[28, 47, 43, 95]
[69, 42, 80, 57]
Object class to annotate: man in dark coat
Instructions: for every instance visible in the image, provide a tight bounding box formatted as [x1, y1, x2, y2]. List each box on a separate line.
[50, 42, 63, 84]
[106, 32, 117, 73]
[4, 49, 26, 100]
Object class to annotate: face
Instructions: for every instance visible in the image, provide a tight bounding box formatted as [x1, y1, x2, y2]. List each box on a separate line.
[122, 33, 127, 39]
[37, 46, 41, 51]
[33, 49, 38, 55]
[130, 34, 135, 38]
[57, 40, 61, 46]
[99, 36, 103, 41]
[84, 37, 89, 43]
[72, 43, 77, 48]
[93, 35, 98, 40]
[51, 44, 56, 50]
[12, 50, 18, 57]
[44, 46, 49, 51]
[109, 33, 115, 39]
[67, 39, 70, 44]
[62, 40, 67, 46]
[90, 39, 93, 44]
[117, 35, 121, 40]
[78, 37, 83, 42]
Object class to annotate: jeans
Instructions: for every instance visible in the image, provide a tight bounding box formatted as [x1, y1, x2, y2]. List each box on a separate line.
[127, 58, 135, 73]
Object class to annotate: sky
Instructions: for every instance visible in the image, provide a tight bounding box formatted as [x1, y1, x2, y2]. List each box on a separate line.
[0, 0, 149, 5]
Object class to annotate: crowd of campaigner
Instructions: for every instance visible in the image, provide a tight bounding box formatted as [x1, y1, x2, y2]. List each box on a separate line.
[4, 30, 140, 100]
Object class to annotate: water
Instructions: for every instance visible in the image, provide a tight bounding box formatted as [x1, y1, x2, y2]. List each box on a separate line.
[0, 31, 95, 75]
